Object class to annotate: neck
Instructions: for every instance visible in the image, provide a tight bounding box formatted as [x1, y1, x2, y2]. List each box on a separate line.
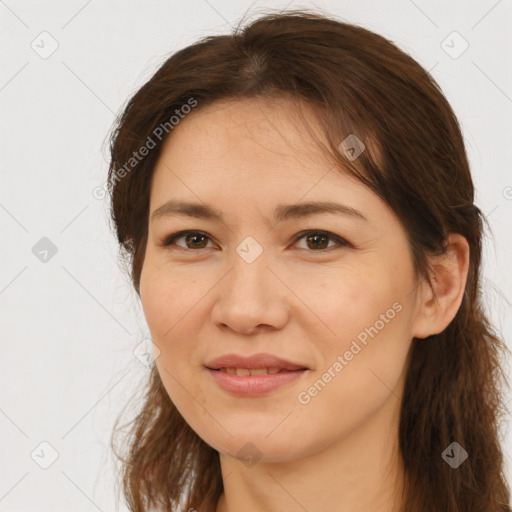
[215, 391, 406, 512]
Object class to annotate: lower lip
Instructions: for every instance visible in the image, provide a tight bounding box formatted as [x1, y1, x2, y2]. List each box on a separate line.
[206, 368, 308, 396]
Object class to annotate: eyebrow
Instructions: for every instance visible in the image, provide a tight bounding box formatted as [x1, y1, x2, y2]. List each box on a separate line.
[151, 199, 368, 225]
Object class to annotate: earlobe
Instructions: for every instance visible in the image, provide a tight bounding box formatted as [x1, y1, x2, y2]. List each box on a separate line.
[412, 233, 470, 340]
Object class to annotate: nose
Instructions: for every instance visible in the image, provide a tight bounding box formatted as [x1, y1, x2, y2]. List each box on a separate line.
[210, 251, 290, 335]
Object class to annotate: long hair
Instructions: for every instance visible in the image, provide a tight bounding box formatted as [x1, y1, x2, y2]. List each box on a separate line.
[106, 9, 511, 512]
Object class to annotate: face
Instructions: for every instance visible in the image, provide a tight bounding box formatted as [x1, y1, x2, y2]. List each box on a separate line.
[139, 97, 424, 463]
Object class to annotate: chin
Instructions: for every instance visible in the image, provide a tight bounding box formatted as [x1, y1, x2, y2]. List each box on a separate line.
[205, 430, 309, 465]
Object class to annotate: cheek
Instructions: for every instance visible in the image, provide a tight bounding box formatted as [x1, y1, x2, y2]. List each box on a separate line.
[139, 263, 199, 386]
[297, 266, 399, 345]
[291, 286, 412, 451]
[308, 266, 414, 391]
[140, 265, 213, 440]
[140, 259, 199, 339]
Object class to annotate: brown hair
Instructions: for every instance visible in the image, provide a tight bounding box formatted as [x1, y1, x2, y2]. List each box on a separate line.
[106, 9, 511, 512]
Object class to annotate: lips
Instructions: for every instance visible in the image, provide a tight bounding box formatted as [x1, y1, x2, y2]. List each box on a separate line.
[204, 353, 310, 396]
[205, 353, 308, 372]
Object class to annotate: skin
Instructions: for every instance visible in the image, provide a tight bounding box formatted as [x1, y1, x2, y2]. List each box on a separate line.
[139, 97, 469, 512]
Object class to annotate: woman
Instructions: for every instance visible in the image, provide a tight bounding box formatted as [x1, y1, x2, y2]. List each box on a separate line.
[107, 9, 511, 512]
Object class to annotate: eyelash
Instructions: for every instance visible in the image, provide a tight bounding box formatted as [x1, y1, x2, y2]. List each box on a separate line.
[160, 229, 352, 253]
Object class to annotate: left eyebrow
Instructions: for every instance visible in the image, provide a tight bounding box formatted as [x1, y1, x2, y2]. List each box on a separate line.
[150, 199, 368, 224]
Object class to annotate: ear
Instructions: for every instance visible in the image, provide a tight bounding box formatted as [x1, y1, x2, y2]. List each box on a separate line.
[412, 233, 470, 339]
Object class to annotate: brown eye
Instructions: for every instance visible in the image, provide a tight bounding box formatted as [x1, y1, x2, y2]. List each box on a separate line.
[304, 233, 330, 250]
[183, 233, 209, 249]
[293, 230, 350, 251]
[163, 231, 213, 250]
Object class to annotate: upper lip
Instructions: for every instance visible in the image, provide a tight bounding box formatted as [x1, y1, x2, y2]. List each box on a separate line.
[205, 353, 308, 371]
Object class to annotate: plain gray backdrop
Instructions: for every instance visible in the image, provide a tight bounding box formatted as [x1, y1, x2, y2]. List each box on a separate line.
[1, 1, 511, 510]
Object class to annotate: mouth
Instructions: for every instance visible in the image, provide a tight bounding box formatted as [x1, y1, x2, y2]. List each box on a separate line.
[205, 352, 309, 372]
[209, 367, 306, 375]
[206, 367, 309, 398]
[204, 352, 310, 396]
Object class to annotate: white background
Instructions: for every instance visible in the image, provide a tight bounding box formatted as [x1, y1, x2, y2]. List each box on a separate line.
[1, 1, 511, 510]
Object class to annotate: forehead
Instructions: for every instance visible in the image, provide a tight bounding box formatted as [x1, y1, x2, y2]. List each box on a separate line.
[165, 97, 325, 166]
[151, 98, 353, 195]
